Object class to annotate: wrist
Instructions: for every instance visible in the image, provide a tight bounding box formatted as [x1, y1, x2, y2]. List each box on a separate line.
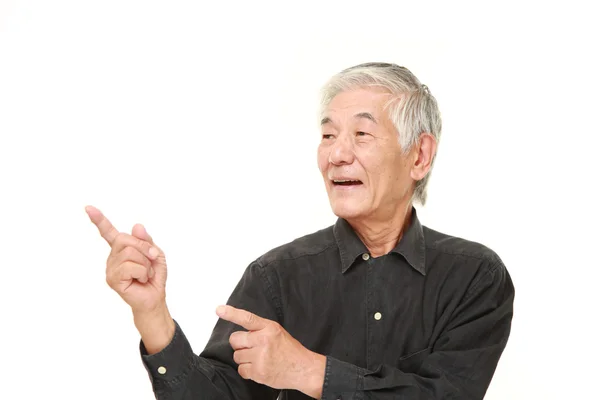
[133, 304, 175, 355]
[297, 351, 326, 399]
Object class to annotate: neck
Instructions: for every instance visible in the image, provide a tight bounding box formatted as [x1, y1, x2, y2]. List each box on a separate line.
[348, 202, 413, 258]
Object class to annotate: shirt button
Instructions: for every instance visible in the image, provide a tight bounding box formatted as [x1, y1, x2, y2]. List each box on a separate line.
[362, 253, 370, 260]
[157, 366, 167, 375]
[374, 312, 382, 320]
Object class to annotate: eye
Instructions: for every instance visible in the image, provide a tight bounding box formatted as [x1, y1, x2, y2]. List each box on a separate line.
[356, 131, 369, 137]
[322, 134, 334, 140]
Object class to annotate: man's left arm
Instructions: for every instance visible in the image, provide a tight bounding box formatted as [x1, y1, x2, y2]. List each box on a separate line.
[314, 259, 514, 400]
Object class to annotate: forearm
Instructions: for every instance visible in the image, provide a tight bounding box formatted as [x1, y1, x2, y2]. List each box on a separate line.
[140, 321, 230, 400]
[133, 304, 176, 355]
[141, 320, 278, 400]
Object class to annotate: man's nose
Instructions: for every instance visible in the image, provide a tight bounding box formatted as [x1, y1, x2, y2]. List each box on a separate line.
[329, 134, 355, 166]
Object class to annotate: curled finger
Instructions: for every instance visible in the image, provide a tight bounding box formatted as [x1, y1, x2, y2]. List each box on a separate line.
[111, 232, 159, 261]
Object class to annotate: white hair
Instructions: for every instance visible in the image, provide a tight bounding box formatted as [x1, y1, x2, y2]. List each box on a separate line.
[319, 62, 442, 206]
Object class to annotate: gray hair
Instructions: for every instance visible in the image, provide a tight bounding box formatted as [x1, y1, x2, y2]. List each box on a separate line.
[319, 62, 442, 206]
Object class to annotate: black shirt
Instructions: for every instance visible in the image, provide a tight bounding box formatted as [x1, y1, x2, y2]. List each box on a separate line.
[141, 208, 514, 399]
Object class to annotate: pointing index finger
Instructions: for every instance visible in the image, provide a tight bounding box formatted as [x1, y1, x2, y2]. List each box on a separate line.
[216, 305, 268, 331]
[85, 205, 119, 245]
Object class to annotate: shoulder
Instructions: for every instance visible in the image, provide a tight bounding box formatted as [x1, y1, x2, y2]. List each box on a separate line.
[422, 225, 513, 297]
[422, 225, 503, 267]
[255, 224, 337, 268]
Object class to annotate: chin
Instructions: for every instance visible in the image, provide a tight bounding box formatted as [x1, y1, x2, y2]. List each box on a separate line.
[329, 200, 368, 221]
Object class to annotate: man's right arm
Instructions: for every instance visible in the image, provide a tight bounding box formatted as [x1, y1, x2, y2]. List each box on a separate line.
[86, 206, 279, 399]
[140, 319, 246, 400]
[137, 262, 282, 400]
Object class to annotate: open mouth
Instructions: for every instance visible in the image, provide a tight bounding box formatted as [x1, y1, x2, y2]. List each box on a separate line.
[332, 179, 363, 186]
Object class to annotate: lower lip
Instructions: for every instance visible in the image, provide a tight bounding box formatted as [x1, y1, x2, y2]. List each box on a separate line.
[332, 183, 363, 190]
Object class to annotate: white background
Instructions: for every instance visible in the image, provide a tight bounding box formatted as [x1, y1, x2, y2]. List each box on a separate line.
[1, 1, 598, 399]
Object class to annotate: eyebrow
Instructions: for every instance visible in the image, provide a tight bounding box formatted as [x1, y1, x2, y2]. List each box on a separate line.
[320, 112, 378, 126]
[320, 117, 332, 125]
[354, 112, 378, 124]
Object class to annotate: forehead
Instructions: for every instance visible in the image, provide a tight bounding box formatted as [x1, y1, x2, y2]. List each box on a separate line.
[326, 87, 392, 117]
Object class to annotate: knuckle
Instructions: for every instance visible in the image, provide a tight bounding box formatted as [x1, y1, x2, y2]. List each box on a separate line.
[137, 238, 151, 252]
[241, 365, 253, 380]
[254, 365, 266, 380]
[122, 246, 136, 259]
[257, 333, 269, 346]
[114, 232, 127, 245]
[119, 260, 134, 274]
[106, 270, 119, 289]
[106, 254, 115, 270]
[269, 322, 283, 334]
[141, 256, 151, 267]
[106, 259, 118, 277]
[117, 262, 129, 279]
[121, 247, 149, 267]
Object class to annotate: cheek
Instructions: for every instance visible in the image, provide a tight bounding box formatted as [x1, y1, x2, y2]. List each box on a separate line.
[357, 147, 388, 176]
[317, 147, 329, 172]
[361, 149, 402, 185]
[389, 158, 413, 189]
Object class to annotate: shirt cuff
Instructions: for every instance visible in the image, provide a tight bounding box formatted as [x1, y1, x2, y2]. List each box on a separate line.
[321, 356, 362, 400]
[140, 320, 195, 386]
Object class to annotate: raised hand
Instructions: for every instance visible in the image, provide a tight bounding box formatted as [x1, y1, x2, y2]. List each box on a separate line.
[86, 205, 174, 353]
[86, 205, 168, 313]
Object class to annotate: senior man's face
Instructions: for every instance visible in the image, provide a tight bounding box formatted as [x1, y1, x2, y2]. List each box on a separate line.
[318, 88, 415, 221]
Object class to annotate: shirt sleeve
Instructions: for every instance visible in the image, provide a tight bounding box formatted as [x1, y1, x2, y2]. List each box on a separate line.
[139, 261, 282, 400]
[321, 260, 515, 400]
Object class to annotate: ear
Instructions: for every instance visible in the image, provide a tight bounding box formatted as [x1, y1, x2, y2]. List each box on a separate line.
[410, 133, 437, 181]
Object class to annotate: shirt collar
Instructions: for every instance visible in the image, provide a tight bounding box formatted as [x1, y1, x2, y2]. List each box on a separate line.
[333, 207, 426, 275]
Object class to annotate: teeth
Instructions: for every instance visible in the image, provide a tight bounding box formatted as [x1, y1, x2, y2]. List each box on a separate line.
[333, 179, 359, 183]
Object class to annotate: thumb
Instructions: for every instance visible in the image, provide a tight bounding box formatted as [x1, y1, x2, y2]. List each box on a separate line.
[132, 223, 155, 245]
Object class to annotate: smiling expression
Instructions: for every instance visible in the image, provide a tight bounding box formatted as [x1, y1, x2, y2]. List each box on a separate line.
[318, 87, 417, 221]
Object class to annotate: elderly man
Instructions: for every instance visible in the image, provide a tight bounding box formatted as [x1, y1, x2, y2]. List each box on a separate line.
[87, 62, 514, 400]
